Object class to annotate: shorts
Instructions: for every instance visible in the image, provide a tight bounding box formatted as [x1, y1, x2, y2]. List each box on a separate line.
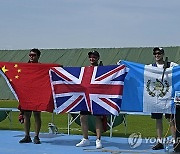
[80, 111, 91, 115]
[151, 113, 174, 119]
[23, 110, 41, 113]
[80, 111, 102, 116]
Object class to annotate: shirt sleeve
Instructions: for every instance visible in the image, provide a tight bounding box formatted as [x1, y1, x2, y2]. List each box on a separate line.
[170, 62, 179, 67]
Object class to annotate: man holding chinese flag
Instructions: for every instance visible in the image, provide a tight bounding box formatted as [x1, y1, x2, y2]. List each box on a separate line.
[0, 49, 60, 144]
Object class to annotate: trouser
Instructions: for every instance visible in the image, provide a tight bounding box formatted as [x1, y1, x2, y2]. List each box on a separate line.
[174, 106, 180, 152]
[176, 106, 180, 138]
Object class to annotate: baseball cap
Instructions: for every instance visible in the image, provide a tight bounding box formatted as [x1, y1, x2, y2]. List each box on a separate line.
[153, 47, 164, 55]
[88, 50, 100, 57]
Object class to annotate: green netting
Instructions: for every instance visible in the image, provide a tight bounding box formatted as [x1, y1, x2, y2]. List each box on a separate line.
[0, 47, 180, 99]
[0, 111, 9, 122]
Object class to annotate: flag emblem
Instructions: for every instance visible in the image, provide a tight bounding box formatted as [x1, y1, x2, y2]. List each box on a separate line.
[146, 79, 170, 98]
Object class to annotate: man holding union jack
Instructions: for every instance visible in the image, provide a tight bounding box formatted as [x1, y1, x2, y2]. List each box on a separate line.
[76, 50, 103, 149]
[49, 49, 127, 148]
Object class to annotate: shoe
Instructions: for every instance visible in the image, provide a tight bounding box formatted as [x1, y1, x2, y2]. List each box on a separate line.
[76, 138, 90, 147]
[152, 142, 164, 150]
[19, 135, 32, 143]
[96, 139, 102, 149]
[33, 136, 41, 144]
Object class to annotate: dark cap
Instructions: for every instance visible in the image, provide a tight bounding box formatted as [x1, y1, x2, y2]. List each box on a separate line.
[88, 50, 100, 57]
[153, 47, 164, 55]
[30, 48, 41, 57]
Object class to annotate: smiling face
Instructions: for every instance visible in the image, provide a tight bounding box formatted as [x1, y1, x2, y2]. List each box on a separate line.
[89, 54, 99, 66]
[153, 50, 164, 63]
[29, 51, 39, 63]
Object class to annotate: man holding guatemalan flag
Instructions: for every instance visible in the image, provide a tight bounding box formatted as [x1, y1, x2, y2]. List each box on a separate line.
[117, 47, 180, 152]
[149, 47, 177, 151]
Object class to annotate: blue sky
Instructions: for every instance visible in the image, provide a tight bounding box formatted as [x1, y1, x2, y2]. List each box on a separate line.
[0, 0, 180, 49]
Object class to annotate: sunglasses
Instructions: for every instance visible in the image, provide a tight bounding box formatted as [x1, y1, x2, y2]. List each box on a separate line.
[153, 52, 162, 55]
[29, 53, 37, 57]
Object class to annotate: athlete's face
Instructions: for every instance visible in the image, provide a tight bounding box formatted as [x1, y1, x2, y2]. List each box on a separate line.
[29, 51, 39, 63]
[153, 51, 164, 62]
[89, 54, 99, 66]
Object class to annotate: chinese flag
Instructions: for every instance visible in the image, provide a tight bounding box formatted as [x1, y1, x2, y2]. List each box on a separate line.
[0, 62, 60, 112]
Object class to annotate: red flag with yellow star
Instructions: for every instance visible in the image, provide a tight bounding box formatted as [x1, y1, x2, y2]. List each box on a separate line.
[0, 61, 60, 112]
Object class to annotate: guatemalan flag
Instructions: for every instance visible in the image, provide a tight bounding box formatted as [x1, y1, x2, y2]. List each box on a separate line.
[118, 60, 180, 114]
[49, 65, 128, 115]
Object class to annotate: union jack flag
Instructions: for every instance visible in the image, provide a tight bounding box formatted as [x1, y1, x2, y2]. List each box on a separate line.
[49, 65, 128, 115]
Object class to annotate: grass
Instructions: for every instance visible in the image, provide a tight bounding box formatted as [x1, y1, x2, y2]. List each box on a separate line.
[0, 100, 172, 138]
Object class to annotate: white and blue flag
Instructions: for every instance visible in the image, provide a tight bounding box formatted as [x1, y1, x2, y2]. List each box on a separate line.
[118, 60, 180, 114]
